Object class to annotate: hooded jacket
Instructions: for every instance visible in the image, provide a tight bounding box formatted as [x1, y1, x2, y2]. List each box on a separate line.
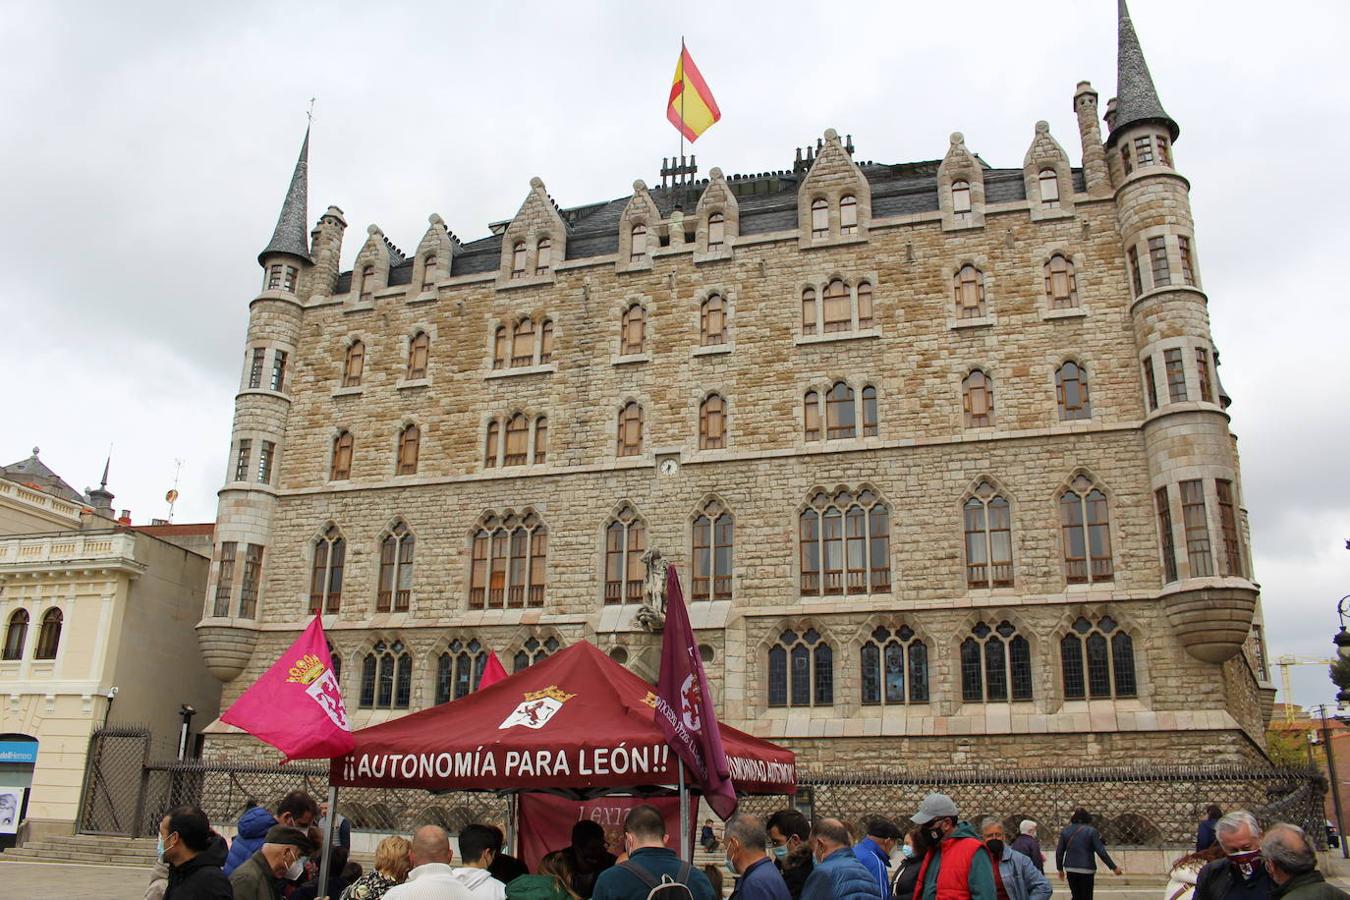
[453, 866, 508, 900]
[916, 822, 996, 900]
[801, 846, 884, 900]
[506, 874, 573, 900]
[225, 806, 278, 875]
[164, 835, 232, 900]
[855, 837, 894, 900]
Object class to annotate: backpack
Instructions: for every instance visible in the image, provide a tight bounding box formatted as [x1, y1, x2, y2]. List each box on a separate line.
[619, 860, 697, 900]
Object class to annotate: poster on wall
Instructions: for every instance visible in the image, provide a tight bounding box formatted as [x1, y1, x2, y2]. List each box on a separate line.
[0, 788, 23, 835]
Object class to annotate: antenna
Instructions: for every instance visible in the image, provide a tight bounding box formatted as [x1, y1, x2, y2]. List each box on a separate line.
[165, 458, 183, 522]
[307, 97, 317, 124]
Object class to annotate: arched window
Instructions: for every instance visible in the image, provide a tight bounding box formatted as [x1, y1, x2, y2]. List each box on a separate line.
[630, 224, 648, 263]
[951, 180, 972, 222]
[954, 265, 985, 318]
[484, 420, 500, 468]
[768, 628, 832, 707]
[406, 332, 429, 380]
[3, 609, 28, 660]
[1061, 615, 1137, 700]
[492, 326, 508, 370]
[330, 431, 353, 481]
[826, 381, 856, 439]
[470, 511, 547, 609]
[810, 198, 828, 239]
[617, 402, 644, 457]
[512, 635, 561, 673]
[700, 394, 726, 450]
[421, 254, 438, 292]
[504, 413, 530, 466]
[861, 385, 878, 437]
[328, 641, 342, 684]
[535, 237, 552, 275]
[963, 370, 993, 428]
[857, 281, 874, 329]
[1039, 169, 1060, 208]
[512, 318, 535, 368]
[823, 279, 851, 333]
[803, 390, 821, 442]
[860, 625, 928, 705]
[359, 639, 411, 709]
[839, 195, 858, 235]
[1056, 362, 1091, 420]
[692, 499, 733, 601]
[359, 265, 375, 302]
[377, 522, 415, 612]
[701, 294, 727, 346]
[961, 620, 1032, 702]
[539, 320, 554, 365]
[397, 424, 420, 475]
[343, 341, 365, 388]
[309, 525, 346, 613]
[801, 287, 818, 336]
[511, 241, 527, 277]
[707, 213, 725, 251]
[621, 304, 646, 356]
[604, 505, 645, 605]
[436, 638, 487, 704]
[34, 608, 62, 660]
[534, 416, 548, 465]
[1061, 475, 1114, 584]
[1045, 254, 1078, 310]
[799, 488, 890, 596]
[964, 482, 1013, 588]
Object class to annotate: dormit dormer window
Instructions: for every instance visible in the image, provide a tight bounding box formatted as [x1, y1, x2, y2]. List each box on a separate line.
[511, 242, 527, 278]
[359, 266, 375, 302]
[421, 255, 437, 292]
[535, 238, 552, 275]
[839, 195, 858, 235]
[630, 224, 649, 263]
[810, 199, 828, 239]
[1039, 169, 1059, 208]
[707, 213, 725, 251]
[951, 181, 972, 223]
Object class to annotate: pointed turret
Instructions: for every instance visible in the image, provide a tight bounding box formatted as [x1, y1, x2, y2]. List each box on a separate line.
[1108, 0, 1179, 148]
[87, 455, 114, 518]
[258, 127, 311, 264]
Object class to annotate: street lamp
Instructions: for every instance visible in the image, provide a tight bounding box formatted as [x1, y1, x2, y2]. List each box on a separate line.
[177, 704, 196, 761]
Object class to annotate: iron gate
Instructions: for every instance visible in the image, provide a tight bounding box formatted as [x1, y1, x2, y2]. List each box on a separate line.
[77, 726, 152, 836]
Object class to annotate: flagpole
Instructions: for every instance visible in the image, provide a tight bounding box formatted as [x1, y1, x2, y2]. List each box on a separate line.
[678, 762, 690, 861]
[317, 784, 337, 892]
[679, 37, 686, 175]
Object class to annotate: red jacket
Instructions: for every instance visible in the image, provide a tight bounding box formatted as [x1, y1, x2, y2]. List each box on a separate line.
[914, 830, 995, 900]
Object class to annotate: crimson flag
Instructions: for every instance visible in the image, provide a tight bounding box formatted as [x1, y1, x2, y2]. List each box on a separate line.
[479, 651, 508, 690]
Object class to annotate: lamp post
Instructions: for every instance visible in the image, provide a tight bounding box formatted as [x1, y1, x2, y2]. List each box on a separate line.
[177, 704, 196, 761]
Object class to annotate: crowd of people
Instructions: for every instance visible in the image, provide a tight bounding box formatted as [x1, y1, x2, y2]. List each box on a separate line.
[144, 790, 1350, 900]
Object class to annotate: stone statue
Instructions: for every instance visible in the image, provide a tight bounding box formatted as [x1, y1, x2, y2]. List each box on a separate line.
[634, 547, 668, 633]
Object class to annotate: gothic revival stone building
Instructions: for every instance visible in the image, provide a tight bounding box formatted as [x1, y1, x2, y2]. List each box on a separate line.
[198, 3, 1275, 769]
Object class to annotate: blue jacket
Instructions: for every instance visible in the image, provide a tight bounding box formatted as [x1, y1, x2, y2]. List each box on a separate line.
[732, 857, 793, 900]
[592, 847, 717, 900]
[854, 839, 892, 900]
[801, 847, 884, 900]
[224, 805, 277, 876]
[1196, 818, 1218, 852]
[1054, 825, 1116, 874]
[994, 847, 1052, 900]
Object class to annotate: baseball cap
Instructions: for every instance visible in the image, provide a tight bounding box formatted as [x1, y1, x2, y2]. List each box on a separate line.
[264, 825, 316, 854]
[911, 793, 960, 825]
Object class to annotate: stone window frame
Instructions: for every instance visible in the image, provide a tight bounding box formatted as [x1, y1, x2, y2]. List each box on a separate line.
[692, 285, 735, 355]
[689, 495, 735, 602]
[397, 323, 437, 389]
[957, 614, 1036, 704]
[328, 427, 355, 483]
[241, 341, 296, 396]
[960, 477, 1017, 592]
[697, 390, 729, 452]
[800, 188, 869, 247]
[33, 606, 63, 662]
[1055, 610, 1143, 704]
[799, 377, 880, 445]
[481, 410, 549, 470]
[794, 484, 893, 599]
[959, 366, 996, 431]
[486, 312, 557, 377]
[1129, 228, 1196, 298]
[358, 634, 414, 710]
[1055, 470, 1117, 588]
[1037, 247, 1089, 320]
[432, 636, 489, 704]
[394, 419, 421, 477]
[794, 271, 881, 344]
[763, 619, 838, 710]
[1143, 338, 1216, 413]
[612, 294, 654, 365]
[468, 507, 549, 611]
[946, 255, 997, 330]
[600, 501, 647, 606]
[614, 399, 647, 459]
[374, 518, 416, 614]
[857, 619, 932, 708]
[340, 335, 367, 392]
[307, 521, 347, 615]
[1053, 356, 1093, 423]
[509, 630, 564, 673]
[2, 607, 29, 661]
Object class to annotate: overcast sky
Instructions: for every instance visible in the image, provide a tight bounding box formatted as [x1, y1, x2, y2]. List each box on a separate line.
[2, 1, 1347, 708]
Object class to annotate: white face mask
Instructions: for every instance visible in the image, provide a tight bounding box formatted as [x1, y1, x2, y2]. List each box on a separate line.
[285, 854, 307, 881]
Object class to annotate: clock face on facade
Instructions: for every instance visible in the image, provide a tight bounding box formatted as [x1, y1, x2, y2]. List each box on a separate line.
[660, 459, 679, 476]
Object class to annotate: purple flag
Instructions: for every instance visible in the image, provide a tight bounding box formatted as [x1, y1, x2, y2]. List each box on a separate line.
[654, 565, 737, 819]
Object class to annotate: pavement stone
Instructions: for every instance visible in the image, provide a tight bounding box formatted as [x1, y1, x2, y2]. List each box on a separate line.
[0, 859, 154, 898]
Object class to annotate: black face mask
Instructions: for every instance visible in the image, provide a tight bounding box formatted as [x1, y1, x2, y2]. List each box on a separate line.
[925, 820, 948, 845]
[986, 840, 1005, 859]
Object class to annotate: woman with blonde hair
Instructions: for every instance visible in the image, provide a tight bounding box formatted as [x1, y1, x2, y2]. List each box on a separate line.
[506, 849, 582, 900]
[341, 834, 413, 900]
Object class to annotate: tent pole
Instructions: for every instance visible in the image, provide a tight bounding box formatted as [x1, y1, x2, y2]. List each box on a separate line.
[317, 785, 337, 892]
[678, 764, 690, 861]
[507, 792, 519, 856]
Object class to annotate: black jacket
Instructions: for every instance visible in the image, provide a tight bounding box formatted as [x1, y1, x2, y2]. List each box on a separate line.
[1272, 870, 1350, 900]
[892, 859, 920, 900]
[165, 835, 233, 900]
[776, 847, 815, 900]
[492, 852, 531, 885]
[1194, 856, 1273, 900]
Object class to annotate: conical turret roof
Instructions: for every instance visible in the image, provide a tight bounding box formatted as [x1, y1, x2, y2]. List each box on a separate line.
[1108, 0, 1179, 147]
[258, 126, 311, 264]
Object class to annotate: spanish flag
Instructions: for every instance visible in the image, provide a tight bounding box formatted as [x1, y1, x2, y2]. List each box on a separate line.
[667, 41, 721, 142]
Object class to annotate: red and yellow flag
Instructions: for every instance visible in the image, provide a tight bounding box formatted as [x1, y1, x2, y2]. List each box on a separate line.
[667, 42, 721, 142]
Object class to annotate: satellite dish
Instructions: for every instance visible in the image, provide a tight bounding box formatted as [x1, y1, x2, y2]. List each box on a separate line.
[165, 489, 179, 503]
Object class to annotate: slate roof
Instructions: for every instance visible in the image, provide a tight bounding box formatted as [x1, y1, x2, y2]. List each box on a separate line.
[0, 449, 87, 504]
[259, 127, 312, 263]
[1109, 0, 1178, 146]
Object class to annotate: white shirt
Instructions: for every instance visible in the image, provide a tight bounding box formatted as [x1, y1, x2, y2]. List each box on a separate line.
[385, 863, 477, 900]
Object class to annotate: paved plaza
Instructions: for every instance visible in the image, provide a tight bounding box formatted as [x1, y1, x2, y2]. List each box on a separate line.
[0, 860, 158, 898]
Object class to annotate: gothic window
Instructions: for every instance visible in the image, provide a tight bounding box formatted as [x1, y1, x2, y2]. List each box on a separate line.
[1060, 475, 1113, 584]
[1195, 349, 1214, 403]
[270, 350, 288, 392]
[1061, 615, 1136, 699]
[34, 608, 62, 660]
[692, 498, 733, 601]
[963, 369, 994, 428]
[257, 441, 275, 484]
[397, 424, 420, 475]
[1143, 357, 1159, 412]
[617, 402, 644, 457]
[1155, 487, 1178, 584]
[359, 265, 375, 302]
[1164, 348, 1188, 402]
[1178, 236, 1195, 285]
[964, 483, 1013, 588]
[823, 279, 850, 333]
[512, 318, 535, 367]
[328, 642, 342, 683]
[707, 212, 725, 251]
[359, 639, 411, 709]
[700, 394, 726, 450]
[826, 381, 856, 440]
[1180, 479, 1214, 577]
[799, 488, 890, 596]
[484, 420, 500, 468]
[1045, 254, 1078, 310]
[951, 180, 972, 222]
[803, 390, 821, 442]
[960, 620, 1032, 702]
[421, 255, 437, 292]
[309, 525, 346, 613]
[1039, 169, 1060, 208]
[511, 242, 527, 278]
[214, 542, 236, 617]
[861, 625, 928, 705]
[1216, 479, 1244, 578]
[1134, 135, 1155, 167]
[630, 224, 648, 263]
[604, 506, 645, 605]
[534, 416, 548, 464]
[470, 511, 547, 609]
[504, 414, 529, 466]
[377, 522, 415, 612]
[701, 293, 727, 346]
[1127, 246, 1143, 296]
[535, 237, 552, 275]
[512, 635, 561, 673]
[768, 628, 833, 707]
[3, 609, 28, 660]
[1056, 362, 1091, 420]
[407, 331, 429, 380]
[857, 281, 874, 329]
[810, 198, 828, 239]
[330, 431, 353, 481]
[283, 266, 297, 292]
[436, 639, 487, 703]
[234, 439, 252, 483]
[539, 319, 554, 364]
[238, 544, 263, 618]
[839, 195, 858, 235]
[1148, 236, 1170, 288]
[492, 326, 508, 369]
[248, 347, 265, 389]
[621, 304, 646, 355]
[954, 265, 985, 319]
[801, 287, 817, 336]
[861, 385, 878, 437]
[343, 340, 365, 388]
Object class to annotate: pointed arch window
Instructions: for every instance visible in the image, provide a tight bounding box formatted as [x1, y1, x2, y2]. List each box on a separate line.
[539, 320, 554, 364]
[954, 265, 985, 318]
[330, 431, 353, 481]
[699, 394, 726, 450]
[3, 609, 28, 661]
[535, 237, 552, 275]
[513, 635, 561, 673]
[823, 279, 851, 333]
[359, 265, 375, 303]
[407, 332, 429, 380]
[857, 281, 874, 329]
[826, 381, 856, 440]
[768, 628, 832, 707]
[621, 304, 646, 356]
[1061, 615, 1136, 699]
[1045, 254, 1078, 309]
[34, 608, 62, 660]
[951, 180, 972, 222]
[397, 424, 420, 475]
[1056, 362, 1091, 420]
[1039, 169, 1060, 208]
[692, 499, 733, 601]
[492, 326, 508, 370]
[707, 213, 725, 251]
[630, 224, 648, 263]
[861, 385, 878, 437]
[436, 638, 487, 704]
[960, 620, 1032, 702]
[309, 525, 346, 613]
[803, 390, 821, 442]
[701, 293, 727, 346]
[470, 513, 547, 609]
[533, 416, 548, 464]
[1061, 475, 1114, 584]
[327, 641, 342, 683]
[839, 195, 858, 235]
[810, 198, 829, 239]
[511, 242, 527, 278]
[801, 287, 818, 336]
[421, 255, 437, 292]
[964, 483, 1013, 588]
[512, 318, 535, 367]
[799, 488, 890, 596]
[359, 639, 411, 709]
[860, 625, 928, 705]
[604, 506, 646, 605]
[484, 420, 500, 468]
[617, 402, 644, 457]
[963, 370, 993, 428]
[377, 522, 415, 612]
[343, 340, 365, 388]
[504, 413, 530, 466]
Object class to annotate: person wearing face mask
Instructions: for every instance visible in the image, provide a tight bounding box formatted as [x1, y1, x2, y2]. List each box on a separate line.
[1054, 809, 1121, 900]
[591, 804, 717, 900]
[723, 814, 791, 900]
[767, 809, 814, 900]
[1010, 823, 1044, 876]
[224, 792, 321, 876]
[892, 830, 923, 900]
[854, 818, 904, 900]
[979, 819, 1051, 900]
[229, 825, 317, 900]
[909, 793, 996, 900]
[1259, 822, 1348, 900]
[1192, 812, 1272, 900]
[156, 805, 232, 900]
[799, 817, 882, 900]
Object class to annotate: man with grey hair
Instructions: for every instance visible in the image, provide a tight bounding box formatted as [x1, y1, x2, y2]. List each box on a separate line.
[725, 813, 791, 900]
[1193, 811, 1272, 900]
[1260, 823, 1347, 900]
[1011, 821, 1044, 874]
[980, 817, 1052, 900]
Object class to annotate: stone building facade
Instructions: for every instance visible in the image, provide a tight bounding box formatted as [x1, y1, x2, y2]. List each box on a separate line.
[198, 4, 1276, 770]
